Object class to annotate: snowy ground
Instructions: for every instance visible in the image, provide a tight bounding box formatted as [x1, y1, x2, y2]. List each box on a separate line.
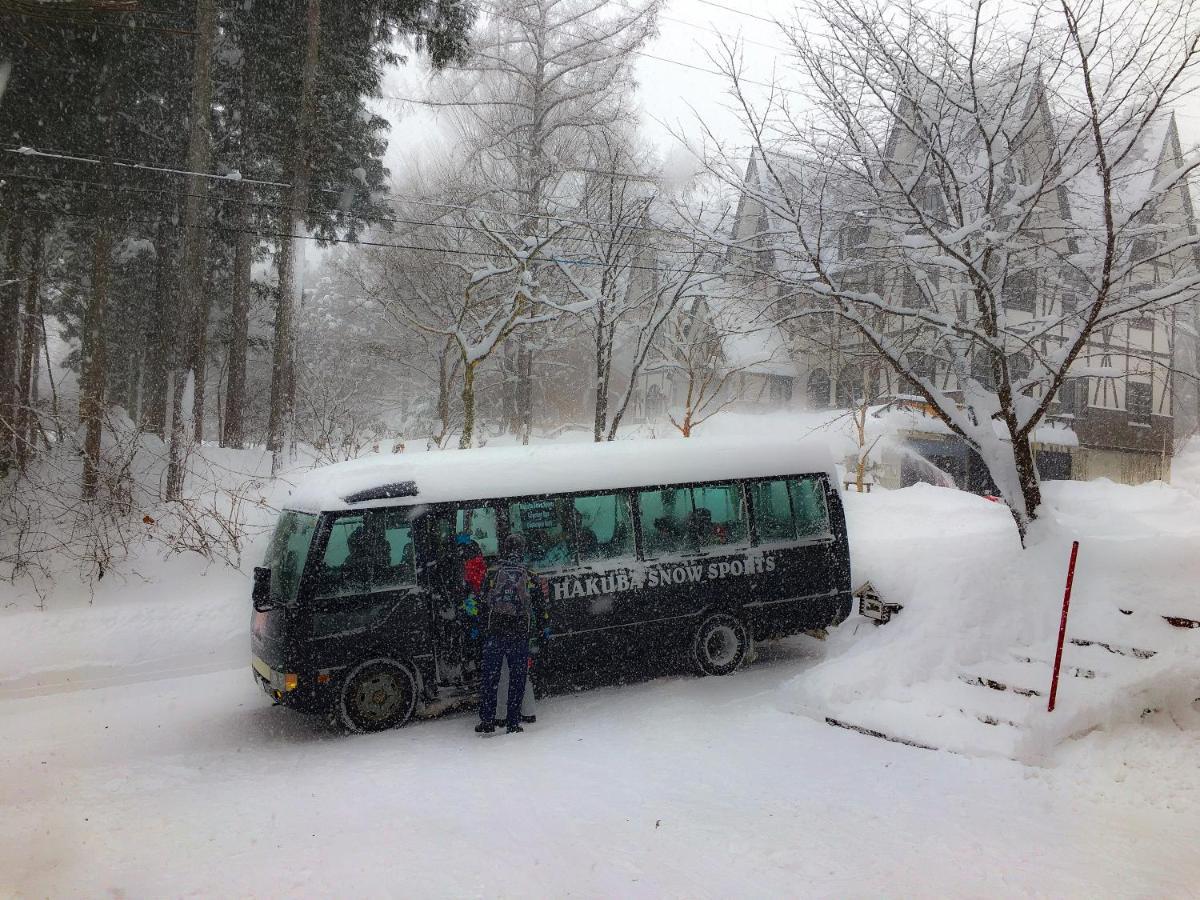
[4, 642, 1200, 898]
[2, 433, 1199, 896]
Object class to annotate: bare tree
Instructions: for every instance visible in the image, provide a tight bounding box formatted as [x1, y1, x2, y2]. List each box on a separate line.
[706, 0, 1200, 537]
[354, 205, 593, 448]
[643, 299, 764, 438]
[428, 0, 661, 439]
[568, 137, 720, 440]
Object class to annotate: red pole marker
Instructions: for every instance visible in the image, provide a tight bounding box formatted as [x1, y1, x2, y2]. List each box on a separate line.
[1048, 541, 1080, 713]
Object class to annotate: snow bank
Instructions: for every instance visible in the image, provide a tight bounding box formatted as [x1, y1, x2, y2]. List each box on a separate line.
[0, 568, 249, 698]
[778, 476, 1200, 762]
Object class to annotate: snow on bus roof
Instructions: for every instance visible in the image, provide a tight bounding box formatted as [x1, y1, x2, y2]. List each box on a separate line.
[285, 436, 837, 513]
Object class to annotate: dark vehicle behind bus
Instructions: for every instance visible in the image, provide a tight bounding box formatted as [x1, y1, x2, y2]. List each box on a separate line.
[250, 439, 852, 732]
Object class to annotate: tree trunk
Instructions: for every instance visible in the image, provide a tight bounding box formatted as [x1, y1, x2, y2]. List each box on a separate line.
[166, 0, 216, 500]
[81, 218, 112, 501]
[592, 312, 609, 442]
[141, 219, 174, 438]
[222, 40, 256, 451]
[223, 203, 251, 449]
[433, 347, 452, 446]
[16, 223, 44, 469]
[1011, 432, 1042, 540]
[267, 0, 321, 473]
[459, 360, 477, 449]
[40, 310, 60, 446]
[519, 343, 533, 444]
[499, 341, 519, 434]
[0, 199, 24, 471]
[191, 266, 215, 442]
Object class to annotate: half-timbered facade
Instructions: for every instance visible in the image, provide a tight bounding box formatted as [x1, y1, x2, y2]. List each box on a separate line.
[728, 94, 1198, 486]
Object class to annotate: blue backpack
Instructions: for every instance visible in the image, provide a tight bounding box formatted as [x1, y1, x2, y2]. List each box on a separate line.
[487, 563, 530, 629]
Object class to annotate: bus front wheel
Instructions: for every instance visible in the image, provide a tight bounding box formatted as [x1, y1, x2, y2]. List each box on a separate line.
[691, 613, 748, 676]
[337, 658, 417, 733]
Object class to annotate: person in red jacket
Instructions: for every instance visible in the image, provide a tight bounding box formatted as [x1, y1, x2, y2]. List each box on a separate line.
[456, 533, 487, 619]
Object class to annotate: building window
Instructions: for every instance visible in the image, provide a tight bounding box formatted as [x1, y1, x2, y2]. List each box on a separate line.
[768, 375, 793, 404]
[1005, 270, 1036, 313]
[807, 369, 831, 409]
[972, 351, 996, 390]
[839, 223, 871, 259]
[1056, 377, 1086, 416]
[1126, 380, 1152, 424]
[645, 383, 664, 420]
[1008, 353, 1031, 389]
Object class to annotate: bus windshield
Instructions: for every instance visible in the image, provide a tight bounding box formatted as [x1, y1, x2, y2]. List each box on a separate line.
[264, 511, 318, 606]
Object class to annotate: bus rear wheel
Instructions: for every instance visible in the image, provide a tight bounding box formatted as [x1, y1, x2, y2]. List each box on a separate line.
[691, 613, 748, 676]
[337, 659, 417, 733]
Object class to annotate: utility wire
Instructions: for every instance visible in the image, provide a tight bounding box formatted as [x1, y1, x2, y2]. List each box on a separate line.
[0, 166, 723, 260]
[0, 9, 197, 36]
[14, 200, 755, 283]
[692, 0, 784, 27]
[2, 144, 745, 246]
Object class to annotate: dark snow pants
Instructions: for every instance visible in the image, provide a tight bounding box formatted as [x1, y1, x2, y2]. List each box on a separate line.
[479, 636, 529, 726]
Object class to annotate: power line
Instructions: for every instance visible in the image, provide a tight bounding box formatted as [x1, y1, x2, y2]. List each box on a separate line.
[0, 9, 197, 36]
[3, 145, 291, 190]
[0, 166, 722, 261]
[2, 143, 741, 247]
[692, 0, 783, 27]
[14, 198, 750, 283]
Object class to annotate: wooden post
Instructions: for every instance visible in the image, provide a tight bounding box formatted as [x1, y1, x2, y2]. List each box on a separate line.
[1047, 541, 1080, 713]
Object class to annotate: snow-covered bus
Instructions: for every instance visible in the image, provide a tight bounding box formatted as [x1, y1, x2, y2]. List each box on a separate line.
[251, 438, 853, 731]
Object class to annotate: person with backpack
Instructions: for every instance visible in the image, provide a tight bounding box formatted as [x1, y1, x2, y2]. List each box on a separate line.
[475, 532, 546, 735]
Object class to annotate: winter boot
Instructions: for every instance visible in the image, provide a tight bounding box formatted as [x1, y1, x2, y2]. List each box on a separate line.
[506, 723, 524, 734]
[475, 721, 496, 735]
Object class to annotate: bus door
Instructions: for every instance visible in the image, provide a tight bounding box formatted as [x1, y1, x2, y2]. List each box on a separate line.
[420, 503, 501, 685]
[304, 508, 431, 674]
[745, 476, 837, 632]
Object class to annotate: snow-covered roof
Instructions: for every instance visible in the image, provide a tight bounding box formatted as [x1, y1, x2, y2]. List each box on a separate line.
[285, 437, 838, 513]
[1067, 112, 1183, 242]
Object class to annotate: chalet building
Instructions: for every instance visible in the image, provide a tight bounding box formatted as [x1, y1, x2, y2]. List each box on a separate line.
[725, 93, 1199, 490]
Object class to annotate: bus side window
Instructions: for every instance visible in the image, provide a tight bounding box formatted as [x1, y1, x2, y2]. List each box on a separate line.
[316, 511, 416, 598]
[322, 516, 362, 569]
[457, 506, 499, 558]
[509, 497, 575, 571]
[751, 480, 798, 543]
[572, 492, 633, 562]
[638, 487, 691, 558]
[690, 483, 748, 547]
[378, 511, 417, 589]
[788, 477, 831, 537]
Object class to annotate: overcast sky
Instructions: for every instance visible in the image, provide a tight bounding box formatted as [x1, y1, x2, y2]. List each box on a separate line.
[377, 0, 1200, 189]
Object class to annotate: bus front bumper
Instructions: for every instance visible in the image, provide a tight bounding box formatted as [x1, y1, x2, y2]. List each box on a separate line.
[253, 654, 298, 700]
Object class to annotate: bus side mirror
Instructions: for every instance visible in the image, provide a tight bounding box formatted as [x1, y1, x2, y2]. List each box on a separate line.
[252, 566, 272, 609]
